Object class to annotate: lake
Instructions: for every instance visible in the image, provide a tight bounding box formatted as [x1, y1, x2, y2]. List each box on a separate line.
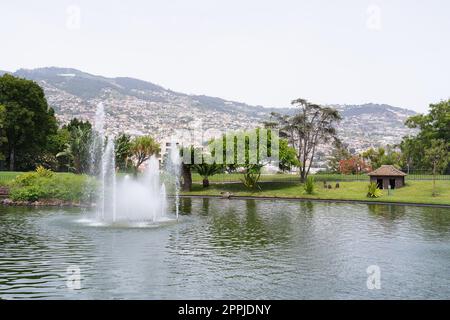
[0, 198, 449, 299]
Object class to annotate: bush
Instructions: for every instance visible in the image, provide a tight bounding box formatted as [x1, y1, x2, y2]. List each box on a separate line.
[240, 172, 261, 189]
[304, 176, 315, 194]
[367, 182, 383, 198]
[10, 185, 46, 202]
[13, 172, 39, 187]
[36, 165, 53, 178]
[9, 171, 97, 202]
[240, 165, 262, 190]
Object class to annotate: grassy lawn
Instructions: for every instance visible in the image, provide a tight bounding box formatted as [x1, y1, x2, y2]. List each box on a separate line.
[192, 172, 449, 183]
[2, 171, 95, 202]
[0, 171, 82, 185]
[184, 180, 450, 206]
[1, 171, 449, 206]
[0, 171, 23, 186]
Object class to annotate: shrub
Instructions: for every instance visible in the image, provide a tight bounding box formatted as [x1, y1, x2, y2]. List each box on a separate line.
[240, 165, 262, 190]
[367, 182, 383, 198]
[9, 172, 97, 202]
[36, 165, 54, 178]
[304, 176, 315, 194]
[13, 172, 39, 186]
[241, 172, 261, 189]
[10, 185, 46, 202]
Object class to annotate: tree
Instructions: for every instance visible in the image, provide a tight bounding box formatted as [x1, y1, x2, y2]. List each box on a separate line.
[0, 74, 57, 170]
[130, 136, 160, 172]
[41, 126, 71, 171]
[114, 133, 132, 171]
[424, 139, 449, 196]
[208, 128, 294, 189]
[406, 100, 449, 142]
[56, 125, 92, 173]
[180, 146, 202, 192]
[193, 163, 223, 187]
[361, 146, 402, 169]
[64, 118, 92, 133]
[402, 99, 450, 171]
[0, 104, 7, 161]
[399, 137, 422, 173]
[278, 139, 301, 172]
[327, 139, 351, 173]
[339, 156, 371, 174]
[270, 99, 341, 182]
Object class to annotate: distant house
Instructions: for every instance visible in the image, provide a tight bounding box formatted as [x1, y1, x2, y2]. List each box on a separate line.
[368, 165, 407, 189]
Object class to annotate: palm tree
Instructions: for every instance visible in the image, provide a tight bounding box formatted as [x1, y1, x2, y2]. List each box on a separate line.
[193, 163, 223, 187]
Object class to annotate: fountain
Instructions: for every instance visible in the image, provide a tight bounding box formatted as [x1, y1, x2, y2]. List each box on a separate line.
[89, 103, 178, 224]
[167, 141, 181, 220]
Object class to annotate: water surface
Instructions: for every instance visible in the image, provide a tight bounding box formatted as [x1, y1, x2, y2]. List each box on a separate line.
[0, 199, 449, 299]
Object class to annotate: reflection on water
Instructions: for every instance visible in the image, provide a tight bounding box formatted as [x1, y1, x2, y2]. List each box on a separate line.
[0, 199, 449, 299]
[180, 197, 192, 215]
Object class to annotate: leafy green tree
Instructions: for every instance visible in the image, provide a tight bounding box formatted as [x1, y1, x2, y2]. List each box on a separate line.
[209, 128, 294, 189]
[42, 127, 71, 171]
[114, 133, 132, 171]
[130, 136, 160, 172]
[424, 139, 449, 196]
[0, 104, 7, 161]
[56, 126, 92, 173]
[278, 139, 301, 172]
[361, 146, 402, 169]
[402, 99, 450, 171]
[406, 100, 449, 142]
[399, 137, 421, 173]
[270, 98, 342, 182]
[64, 118, 92, 133]
[0, 74, 57, 170]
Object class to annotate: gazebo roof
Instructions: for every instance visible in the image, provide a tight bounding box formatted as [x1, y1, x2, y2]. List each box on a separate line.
[368, 165, 407, 177]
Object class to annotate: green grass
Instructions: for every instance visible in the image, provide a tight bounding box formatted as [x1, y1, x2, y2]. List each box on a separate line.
[7, 171, 95, 202]
[184, 180, 450, 206]
[0, 171, 23, 185]
[192, 172, 450, 183]
[2, 171, 449, 205]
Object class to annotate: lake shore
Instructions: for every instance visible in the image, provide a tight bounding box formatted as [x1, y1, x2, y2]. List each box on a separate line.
[182, 180, 450, 207]
[177, 194, 450, 209]
[0, 198, 90, 207]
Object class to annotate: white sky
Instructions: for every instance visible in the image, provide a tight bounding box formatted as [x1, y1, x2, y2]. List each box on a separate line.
[1, 0, 449, 112]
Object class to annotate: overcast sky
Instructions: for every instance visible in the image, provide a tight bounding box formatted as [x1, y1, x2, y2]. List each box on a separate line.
[1, 0, 449, 112]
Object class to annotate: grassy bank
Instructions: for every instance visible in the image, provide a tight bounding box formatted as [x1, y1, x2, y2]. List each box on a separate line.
[0, 172, 22, 186]
[191, 172, 450, 183]
[6, 170, 95, 202]
[2, 171, 449, 206]
[184, 180, 450, 206]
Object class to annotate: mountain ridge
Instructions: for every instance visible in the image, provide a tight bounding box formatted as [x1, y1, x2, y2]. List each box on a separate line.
[6, 67, 417, 116]
[1, 67, 417, 154]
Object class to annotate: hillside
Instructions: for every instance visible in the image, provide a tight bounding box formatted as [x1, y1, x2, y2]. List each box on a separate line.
[3, 67, 416, 153]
